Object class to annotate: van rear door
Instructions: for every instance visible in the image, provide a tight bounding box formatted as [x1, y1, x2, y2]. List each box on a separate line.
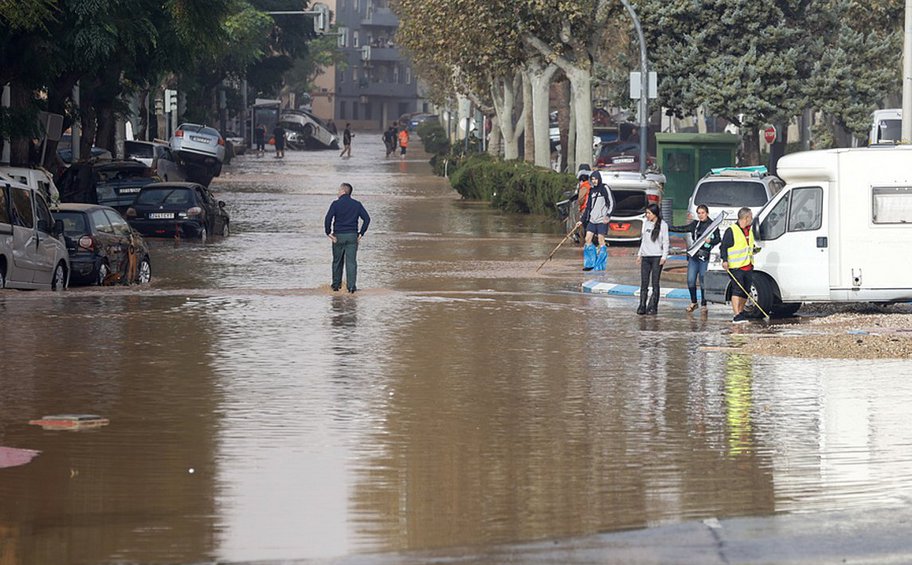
[756, 185, 830, 300]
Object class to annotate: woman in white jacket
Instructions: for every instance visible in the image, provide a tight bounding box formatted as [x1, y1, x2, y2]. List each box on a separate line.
[636, 203, 669, 315]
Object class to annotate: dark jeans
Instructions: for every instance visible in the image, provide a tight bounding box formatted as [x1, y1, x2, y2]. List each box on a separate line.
[332, 232, 359, 290]
[687, 256, 709, 304]
[639, 256, 663, 310]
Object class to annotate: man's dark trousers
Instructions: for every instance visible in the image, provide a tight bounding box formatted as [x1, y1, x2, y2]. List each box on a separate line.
[332, 233, 359, 291]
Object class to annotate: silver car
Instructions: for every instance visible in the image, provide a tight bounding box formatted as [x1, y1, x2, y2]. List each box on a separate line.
[170, 123, 225, 181]
[1, 179, 69, 290]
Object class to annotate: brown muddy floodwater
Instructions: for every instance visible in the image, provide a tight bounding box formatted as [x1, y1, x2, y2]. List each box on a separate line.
[3, 138, 912, 564]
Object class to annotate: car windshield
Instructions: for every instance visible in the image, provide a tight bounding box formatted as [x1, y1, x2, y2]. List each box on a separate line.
[124, 142, 153, 159]
[877, 119, 902, 143]
[695, 181, 769, 207]
[599, 143, 639, 158]
[53, 211, 89, 236]
[136, 187, 194, 206]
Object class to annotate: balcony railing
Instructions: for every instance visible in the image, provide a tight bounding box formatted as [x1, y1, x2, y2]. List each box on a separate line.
[361, 7, 399, 27]
[361, 45, 401, 62]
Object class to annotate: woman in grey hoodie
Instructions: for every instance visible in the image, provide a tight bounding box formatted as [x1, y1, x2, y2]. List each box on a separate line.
[636, 203, 669, 315]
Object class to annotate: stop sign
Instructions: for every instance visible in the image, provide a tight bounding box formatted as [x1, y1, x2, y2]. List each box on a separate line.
[763, 126, 777, 144]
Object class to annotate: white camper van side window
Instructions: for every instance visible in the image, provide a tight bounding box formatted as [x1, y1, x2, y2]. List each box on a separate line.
[787, 187, 822, 232]
[872, 187, 912, 224]
[760, 192, 789, 240]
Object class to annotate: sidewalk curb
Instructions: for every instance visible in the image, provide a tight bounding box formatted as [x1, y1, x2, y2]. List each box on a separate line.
[582, 279, 702, 301]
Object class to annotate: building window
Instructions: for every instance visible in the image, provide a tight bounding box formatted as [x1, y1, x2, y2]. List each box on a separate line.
[353, 31, 359, 48]
[353, 103, 359, 120]
[338, 27, 348, 48]
[365, 102, 372, 120]
[353, 66, 358, 82]
[393, 65, 399, 84]
[406, 67, 412, 85]
[340, 101, 347, 120]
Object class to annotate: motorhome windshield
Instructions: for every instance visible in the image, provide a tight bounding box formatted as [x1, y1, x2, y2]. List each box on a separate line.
[875, 119, 902, 144]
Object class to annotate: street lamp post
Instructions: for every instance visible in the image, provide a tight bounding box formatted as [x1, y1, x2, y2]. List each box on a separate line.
[620, 0, 648, 175]
[903, 0, 912, 141]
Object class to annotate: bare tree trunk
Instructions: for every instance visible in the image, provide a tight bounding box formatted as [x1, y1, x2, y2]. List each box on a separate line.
[557, 79, 571, 173]
[7, 83, 32, 166]
[529, 61, 558, 168]
[567, 67, 592, 170]
[487, 115, 502, 157]
[491, 72, 526, 161]
[768, 121, 788, 177]
[742, 128, 760, 165]
[522, 73, 533, 163]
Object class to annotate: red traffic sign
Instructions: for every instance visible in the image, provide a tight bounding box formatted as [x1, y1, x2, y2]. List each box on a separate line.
[763, 126, 777, 144]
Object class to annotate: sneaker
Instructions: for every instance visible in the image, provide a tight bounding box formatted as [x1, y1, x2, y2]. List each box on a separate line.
[686, 303, 698, 313]
[732, 313, 749, 324]
[582, 266, 593, 272]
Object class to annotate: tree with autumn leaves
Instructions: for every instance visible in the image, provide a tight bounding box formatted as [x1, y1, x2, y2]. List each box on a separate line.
[394, 0, 904, 169]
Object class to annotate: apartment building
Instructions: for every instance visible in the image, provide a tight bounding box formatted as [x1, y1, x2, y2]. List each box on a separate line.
[311, 0, 427, 130]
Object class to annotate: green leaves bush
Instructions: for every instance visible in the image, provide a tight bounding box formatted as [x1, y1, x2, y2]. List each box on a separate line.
[449, 156, 575, 217]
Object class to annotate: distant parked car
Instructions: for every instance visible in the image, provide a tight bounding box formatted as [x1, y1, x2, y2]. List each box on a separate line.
[54, 203, 151, 286]
[169, 123, 225, 183]
[222, 131, 247, 156]
[1, 178, 69, 290]
[124, 140, 186, 182]
[407, 113, 438, 131]
[126, 182, 229, 242]
[595, 141, 655, 171]
[57, 159, 160, 214]
[684, 166, 784, 248]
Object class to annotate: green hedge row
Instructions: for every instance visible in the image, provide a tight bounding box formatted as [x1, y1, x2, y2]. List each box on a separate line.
[448, 155, 575, 216]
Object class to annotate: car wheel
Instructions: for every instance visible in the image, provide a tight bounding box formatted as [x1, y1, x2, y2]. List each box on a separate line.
[221, 221, 229, 237]
[199, 227, 208, 243]
[51, 262, 67, 291]
[96, 262, 109, 286]
[744, 273, 775, 318]
[137, 256, 152, 284]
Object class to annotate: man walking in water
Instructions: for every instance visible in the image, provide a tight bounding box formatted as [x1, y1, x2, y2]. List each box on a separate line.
[324, 182, 371, 293]
[340, 123, 354, 158]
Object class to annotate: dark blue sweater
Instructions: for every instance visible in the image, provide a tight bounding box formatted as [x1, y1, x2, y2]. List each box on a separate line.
[325, 194, 370, 235]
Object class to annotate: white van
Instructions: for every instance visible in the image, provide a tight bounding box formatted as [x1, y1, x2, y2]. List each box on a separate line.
[703, 146, 912, 316]
[0, 166, 59, 204]
[869, 108, 902, 145]
[0, 179, 69, 290]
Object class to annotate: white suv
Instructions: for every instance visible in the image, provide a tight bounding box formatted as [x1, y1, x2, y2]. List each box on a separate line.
[684, 167, 783, 251]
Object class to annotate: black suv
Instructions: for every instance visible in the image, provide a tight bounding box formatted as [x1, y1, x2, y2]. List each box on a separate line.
[126, 182, 229, 242]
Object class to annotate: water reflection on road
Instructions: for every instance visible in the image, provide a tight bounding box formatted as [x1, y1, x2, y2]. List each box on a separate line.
[2, 140, 912, 563]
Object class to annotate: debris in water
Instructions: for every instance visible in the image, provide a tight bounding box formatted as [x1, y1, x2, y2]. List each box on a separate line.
[29, 414, 110, 430]
[0, 446, 41, 469]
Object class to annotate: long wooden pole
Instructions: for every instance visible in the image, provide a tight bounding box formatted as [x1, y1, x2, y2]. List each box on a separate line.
[536, 224, 580, 272]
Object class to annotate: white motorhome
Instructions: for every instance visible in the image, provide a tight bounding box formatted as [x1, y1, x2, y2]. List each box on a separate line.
[704, 146, 912, 316]
[869, 108, 901, 145]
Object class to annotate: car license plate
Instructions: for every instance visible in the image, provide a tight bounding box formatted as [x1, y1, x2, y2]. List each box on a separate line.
[191, 136, 210, 143]
[613, 156, 634, 164]
[118, 187, 141, 194]
[148, 212, 173, 219]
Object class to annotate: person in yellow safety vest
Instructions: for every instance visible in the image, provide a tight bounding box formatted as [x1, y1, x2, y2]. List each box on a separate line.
[720, 207, 755, 324]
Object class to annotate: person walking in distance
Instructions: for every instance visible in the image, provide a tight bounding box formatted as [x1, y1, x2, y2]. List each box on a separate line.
[576, 170, 613, 271]
[254, 124, 267, 157]
[398, 127, 409, 158]
[670, 204, 721, 312]
[721, 207, 756, 323]
[273, 124, 286, 158]
[325, 182, 371, 293]
[636, 203, 669, 315]
[383, 125, 397, 158]
[340, 123, 354, 158]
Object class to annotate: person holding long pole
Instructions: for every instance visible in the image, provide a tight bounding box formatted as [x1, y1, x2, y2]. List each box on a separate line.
[721, 207, 755, 323]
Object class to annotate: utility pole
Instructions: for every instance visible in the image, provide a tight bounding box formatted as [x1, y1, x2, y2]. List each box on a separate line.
[621, 0, 648, 175]
[903, 0, 912, 141]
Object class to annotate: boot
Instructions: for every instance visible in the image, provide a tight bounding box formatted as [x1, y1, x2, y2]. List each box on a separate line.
[636, 293, 647, 315]
[646, 294, 659, 315]
[582, 244, 596, 271]
[594, 245, 608, 271]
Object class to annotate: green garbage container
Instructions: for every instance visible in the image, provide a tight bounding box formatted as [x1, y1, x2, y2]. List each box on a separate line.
[656, 133, 740, 210]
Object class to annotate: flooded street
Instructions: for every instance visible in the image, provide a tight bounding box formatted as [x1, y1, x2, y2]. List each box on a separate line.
[3, 138, 912, 564]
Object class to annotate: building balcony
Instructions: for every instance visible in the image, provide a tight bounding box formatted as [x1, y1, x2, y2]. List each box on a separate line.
[356, 81, 418, 99]
[361, 45, 401, 62]
[361, 7, 399, 27]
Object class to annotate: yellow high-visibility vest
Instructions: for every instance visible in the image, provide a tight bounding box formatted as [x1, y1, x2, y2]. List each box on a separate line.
[726, 224, 754, 269]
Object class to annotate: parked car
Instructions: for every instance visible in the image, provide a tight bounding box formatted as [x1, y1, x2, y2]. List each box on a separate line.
[169, 123, 225, 183]
[407, 113, 438, 131]
[124, 139, 185, 182]
[222, 131, 247, 156]
[595, 140, 656, 171]
[0, 178, 69, 290]
[126, 182, 229, 242]
[57, 159, 160, 214]
[0, 166, 59, 204]
[53, 203, 152, 286]
[600, 170, 666, 243]
[684, 166, 784, 249]
[278, 110, 338, 150]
